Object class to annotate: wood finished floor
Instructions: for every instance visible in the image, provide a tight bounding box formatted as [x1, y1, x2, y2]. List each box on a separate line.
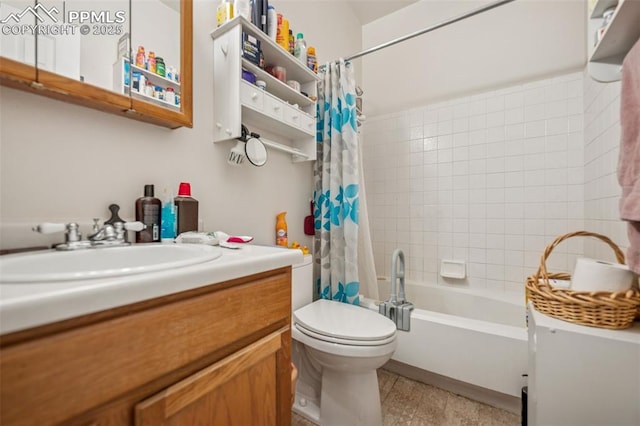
[292, 368, 520, 426]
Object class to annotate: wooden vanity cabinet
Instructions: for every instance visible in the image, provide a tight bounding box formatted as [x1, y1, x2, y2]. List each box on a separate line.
[0, 267, 292, 426]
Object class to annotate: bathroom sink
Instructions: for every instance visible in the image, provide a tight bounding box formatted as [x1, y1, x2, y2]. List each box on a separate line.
[0, 244, 223, 283]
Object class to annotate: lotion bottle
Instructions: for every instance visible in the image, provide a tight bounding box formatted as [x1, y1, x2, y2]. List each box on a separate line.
[294, 33, 307, 65]
[135, 184, 161, 243]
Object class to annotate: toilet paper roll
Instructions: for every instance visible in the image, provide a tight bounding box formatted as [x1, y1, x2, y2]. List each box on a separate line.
[571, 258, 637, 293]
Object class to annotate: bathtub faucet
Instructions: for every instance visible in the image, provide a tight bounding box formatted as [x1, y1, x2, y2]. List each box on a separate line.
[379, 249, 414, 331]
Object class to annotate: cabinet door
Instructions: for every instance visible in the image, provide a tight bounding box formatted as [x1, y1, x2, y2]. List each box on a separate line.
[135, 330, 284, 426]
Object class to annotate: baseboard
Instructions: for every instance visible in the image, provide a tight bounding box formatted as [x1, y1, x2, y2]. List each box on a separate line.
[383, 359, 521, 415]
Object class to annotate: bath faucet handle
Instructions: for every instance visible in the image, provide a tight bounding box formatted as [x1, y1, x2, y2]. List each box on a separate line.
[33, 222, 81, 242]
[32, 222, 67, 234]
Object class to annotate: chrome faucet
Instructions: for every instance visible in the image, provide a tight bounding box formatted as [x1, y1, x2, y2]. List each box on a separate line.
[379, 249, 414, 331]
[33, 220, 144, 250]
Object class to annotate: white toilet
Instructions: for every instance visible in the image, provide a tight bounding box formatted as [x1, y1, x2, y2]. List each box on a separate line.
[291, 256, 397, 426]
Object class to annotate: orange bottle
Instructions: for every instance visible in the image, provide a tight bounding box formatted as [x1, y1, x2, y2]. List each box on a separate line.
[276, 212, 288, 246]
[135, 46, 146, 68]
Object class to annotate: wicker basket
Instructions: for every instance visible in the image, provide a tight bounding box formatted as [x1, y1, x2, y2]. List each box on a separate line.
[525, 231, 640, 330]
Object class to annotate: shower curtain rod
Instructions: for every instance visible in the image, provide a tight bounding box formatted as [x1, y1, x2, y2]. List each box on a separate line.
[343, 0, 516, 62]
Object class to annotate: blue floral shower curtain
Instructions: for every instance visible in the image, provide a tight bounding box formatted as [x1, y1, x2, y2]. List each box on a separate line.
[314, 59, 360, 305]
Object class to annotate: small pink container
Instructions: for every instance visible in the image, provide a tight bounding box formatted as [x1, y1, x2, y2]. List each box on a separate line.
[272, 66, 286, 82]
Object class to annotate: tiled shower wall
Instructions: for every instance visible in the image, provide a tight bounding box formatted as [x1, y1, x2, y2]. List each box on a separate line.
[583, 75, 628, 261]
[363, 71, 588, 296]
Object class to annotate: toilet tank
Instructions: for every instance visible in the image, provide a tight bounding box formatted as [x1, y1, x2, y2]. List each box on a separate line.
[292, 254, 313, 311]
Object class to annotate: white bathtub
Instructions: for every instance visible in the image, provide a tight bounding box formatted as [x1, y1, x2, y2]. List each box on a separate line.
[365, 280, 528, 403]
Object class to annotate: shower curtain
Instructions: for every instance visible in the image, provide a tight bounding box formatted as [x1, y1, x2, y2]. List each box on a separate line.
[314, 59, 378, 304]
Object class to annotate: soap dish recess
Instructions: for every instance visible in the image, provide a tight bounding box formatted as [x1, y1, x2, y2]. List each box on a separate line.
[440, 260, 466, 279]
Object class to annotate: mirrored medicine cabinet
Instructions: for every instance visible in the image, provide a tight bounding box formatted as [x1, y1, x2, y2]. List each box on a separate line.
[0, 0, 192, 129]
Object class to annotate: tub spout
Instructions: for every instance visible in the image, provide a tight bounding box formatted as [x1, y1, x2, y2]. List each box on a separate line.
[379, 249, 414, 331]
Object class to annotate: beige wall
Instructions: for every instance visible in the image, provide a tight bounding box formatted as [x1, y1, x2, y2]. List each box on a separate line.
[0, 0, 363, 250]
[362, 0, 587, 116]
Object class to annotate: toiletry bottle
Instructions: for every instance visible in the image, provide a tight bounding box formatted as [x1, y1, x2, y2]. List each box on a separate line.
[260, 0, 269, 34]
[135, 45, 145, 68]
[175, 182, 199, 234]
[135, 184, 161, 243]
[160, 188, 177, 242]
[288, 29, 295, 55]
[294, 33, 307, 65]
[276, 16, 289, 51]
[307, 46, 317, 73]
[276, 212, 288, 246]
[234, 0, 251, 20]
[267, 5, 277, 41]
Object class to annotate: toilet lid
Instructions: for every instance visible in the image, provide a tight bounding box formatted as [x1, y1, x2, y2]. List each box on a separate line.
[294, 299, 396, 342]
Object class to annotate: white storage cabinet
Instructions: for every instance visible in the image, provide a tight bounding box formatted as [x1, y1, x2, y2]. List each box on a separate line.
[210, 16, 319, 162]
[527, 304, 640, 425]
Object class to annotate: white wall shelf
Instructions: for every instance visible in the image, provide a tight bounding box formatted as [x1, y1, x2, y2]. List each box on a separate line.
[210, 16, 319, 163]
[588, 0, 640, 82]
[113, 58, 181, 111]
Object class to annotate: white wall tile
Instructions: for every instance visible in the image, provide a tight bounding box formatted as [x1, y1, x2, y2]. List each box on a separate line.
[362, 71, 626, 297]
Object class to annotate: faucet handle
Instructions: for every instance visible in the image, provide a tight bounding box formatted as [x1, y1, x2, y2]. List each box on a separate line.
[33, 222, 81, 243]
[124, 221, 145, 232]
[32, 223, 68, 234]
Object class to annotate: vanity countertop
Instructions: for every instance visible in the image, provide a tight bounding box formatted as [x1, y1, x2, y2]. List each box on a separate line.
[0, 244, 302, 335]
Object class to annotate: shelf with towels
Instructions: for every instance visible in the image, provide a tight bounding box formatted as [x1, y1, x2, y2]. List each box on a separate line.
[588, 0, 640, 82]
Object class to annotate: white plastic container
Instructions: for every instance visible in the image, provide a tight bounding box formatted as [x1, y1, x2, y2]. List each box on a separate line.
[234, 0, 251, 20]
[294, 33, 307, 66]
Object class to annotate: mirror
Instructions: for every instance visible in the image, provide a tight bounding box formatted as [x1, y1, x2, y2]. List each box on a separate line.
[0, 0, 37, 81]
[33, 0, 129, 89]
[0, 0, 192, 129]
[129, 0, 181, 111]
[245, 137, 267, 167]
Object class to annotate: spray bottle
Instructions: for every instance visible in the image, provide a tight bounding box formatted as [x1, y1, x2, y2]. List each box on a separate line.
[276, 212, 288, 246]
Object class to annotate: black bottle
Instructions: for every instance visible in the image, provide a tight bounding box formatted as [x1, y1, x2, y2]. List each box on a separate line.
[135, 184, 161, 243]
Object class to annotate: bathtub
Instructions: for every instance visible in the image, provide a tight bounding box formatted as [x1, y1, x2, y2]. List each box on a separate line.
[364, 280, 528, 409]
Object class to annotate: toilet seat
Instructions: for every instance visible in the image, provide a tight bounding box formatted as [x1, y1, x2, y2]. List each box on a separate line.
[293, 299, 396, 346]
[295, 322, 397, 346]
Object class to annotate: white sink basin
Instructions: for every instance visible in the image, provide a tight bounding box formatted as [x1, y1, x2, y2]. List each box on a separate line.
[0, 244, 223, 283]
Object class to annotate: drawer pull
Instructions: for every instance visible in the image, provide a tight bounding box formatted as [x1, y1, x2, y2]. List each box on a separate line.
[251, 93, 258, 100]
[273, 105, 280, 111]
